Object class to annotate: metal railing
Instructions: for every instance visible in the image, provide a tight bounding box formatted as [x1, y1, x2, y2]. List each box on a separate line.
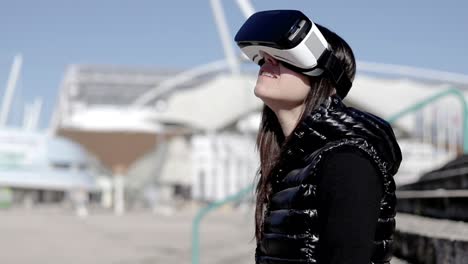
[191, 184, 254, 264]
[387, 87, 468, 153]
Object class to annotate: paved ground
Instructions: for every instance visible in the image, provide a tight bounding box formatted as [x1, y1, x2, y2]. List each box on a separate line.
[0, 204, 256, 264]
[0, 204, 409, 264]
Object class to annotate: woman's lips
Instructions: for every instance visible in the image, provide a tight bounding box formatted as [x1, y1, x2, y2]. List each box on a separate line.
[259, 64, 279, 79]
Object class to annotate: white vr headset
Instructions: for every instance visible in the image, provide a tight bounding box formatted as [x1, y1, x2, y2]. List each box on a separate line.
[234, 10, 352, 98]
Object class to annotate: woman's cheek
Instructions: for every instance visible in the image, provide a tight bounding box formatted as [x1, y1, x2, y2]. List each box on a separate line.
[278, 76, 310, 102]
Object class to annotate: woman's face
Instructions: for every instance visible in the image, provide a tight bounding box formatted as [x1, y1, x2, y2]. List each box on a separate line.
[254, 51, 311, 109]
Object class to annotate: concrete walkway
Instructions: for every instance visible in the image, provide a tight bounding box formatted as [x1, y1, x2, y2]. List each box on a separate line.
[0, 205, 409, 264]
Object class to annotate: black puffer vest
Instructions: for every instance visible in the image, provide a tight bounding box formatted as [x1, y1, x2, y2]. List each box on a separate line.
[255, 94, 402, 264]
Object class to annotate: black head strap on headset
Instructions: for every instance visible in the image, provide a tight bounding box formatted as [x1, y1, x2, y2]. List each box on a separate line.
[318, 49, 352, 98]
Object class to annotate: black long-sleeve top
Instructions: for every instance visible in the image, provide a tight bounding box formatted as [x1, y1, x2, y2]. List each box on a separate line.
[316, 149, 384, 264]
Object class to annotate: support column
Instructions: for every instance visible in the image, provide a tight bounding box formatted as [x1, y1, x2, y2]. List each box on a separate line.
[113, 165, 126, 215]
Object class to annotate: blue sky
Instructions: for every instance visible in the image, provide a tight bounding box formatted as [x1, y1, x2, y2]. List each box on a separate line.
[0, 0, 467, 129]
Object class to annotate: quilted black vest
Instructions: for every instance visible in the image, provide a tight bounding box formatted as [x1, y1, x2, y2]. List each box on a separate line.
[255, 94, 402, 264]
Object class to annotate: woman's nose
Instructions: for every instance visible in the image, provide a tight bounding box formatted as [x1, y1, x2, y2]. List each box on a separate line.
[260, 51, 278, 65]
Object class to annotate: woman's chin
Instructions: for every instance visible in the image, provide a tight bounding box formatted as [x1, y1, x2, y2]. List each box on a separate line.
[254, 85, 272, 100]
[254, 87, 278, 107]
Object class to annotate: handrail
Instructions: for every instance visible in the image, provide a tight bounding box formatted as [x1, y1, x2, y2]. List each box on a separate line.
[386, 87, 468, 153]
[191, 184, 254, 264]
[191, 87, 468, 264]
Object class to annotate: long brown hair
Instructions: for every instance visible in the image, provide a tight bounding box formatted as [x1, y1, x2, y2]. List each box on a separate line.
[253, 24, 357, 242]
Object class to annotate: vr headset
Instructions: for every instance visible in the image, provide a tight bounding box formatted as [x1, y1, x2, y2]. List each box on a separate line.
[234, 10, 352, 98]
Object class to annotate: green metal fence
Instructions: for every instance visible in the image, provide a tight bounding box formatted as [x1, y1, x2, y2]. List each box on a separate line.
[386, 87, 468, 153]
[191, 184, 254, 264]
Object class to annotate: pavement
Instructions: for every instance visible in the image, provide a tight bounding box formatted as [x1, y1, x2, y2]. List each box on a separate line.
[0, 204, 409, 264]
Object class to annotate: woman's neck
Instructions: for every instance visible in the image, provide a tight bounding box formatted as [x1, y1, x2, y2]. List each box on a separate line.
[273, 104, 306, 138]
[269, 91, 337, 138]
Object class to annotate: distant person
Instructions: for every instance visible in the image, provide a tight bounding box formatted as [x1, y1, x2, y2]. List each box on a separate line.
[234, 10, 402, 263]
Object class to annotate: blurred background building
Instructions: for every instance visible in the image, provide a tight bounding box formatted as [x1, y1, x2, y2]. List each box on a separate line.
[50, 64, 261, 211]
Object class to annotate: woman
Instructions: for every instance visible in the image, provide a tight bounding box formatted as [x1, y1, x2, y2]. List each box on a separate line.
[248, 21, 402, 263]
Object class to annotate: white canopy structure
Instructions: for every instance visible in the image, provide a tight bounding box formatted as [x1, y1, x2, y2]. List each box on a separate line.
[150, 73, 261, 131]
[145, 72, 466, 134]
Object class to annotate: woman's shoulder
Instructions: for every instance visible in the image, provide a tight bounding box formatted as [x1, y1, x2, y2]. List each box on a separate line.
[322, 146, 374, 165]
[316, 147, 384, 195]
[320, 146, 380, 175]
[306, 142, 378, 170]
